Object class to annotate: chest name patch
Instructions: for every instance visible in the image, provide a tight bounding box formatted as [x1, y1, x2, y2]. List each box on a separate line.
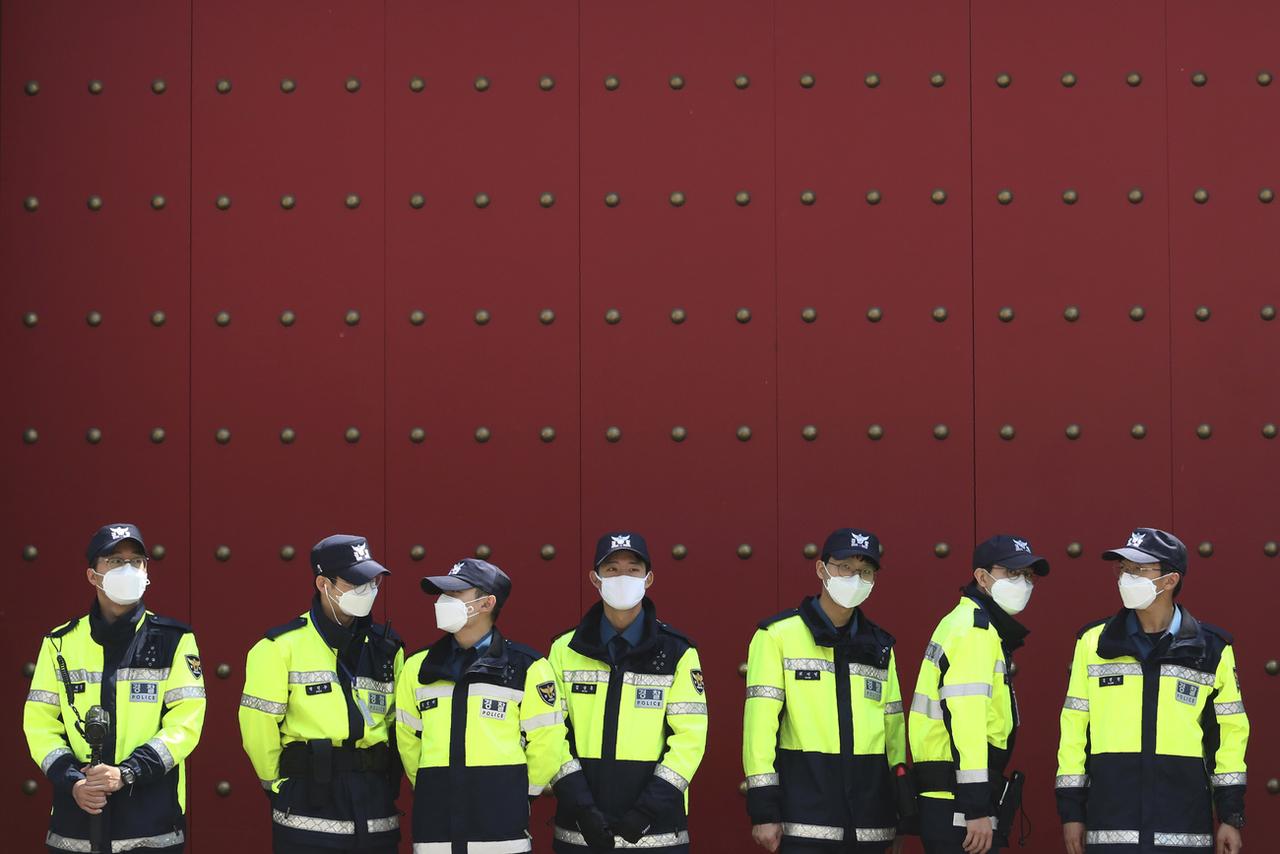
[418, 698, 438, 713]
[634, 687, 665, 709]
[130, 682, 159, 703]
[69, 682, 86, 695]
[367, 692, 387, 713]
[1099, 675, 1124, 688]
[572, 683, 597, 695]
[795, 670, 821, 681]
[305, 683, 332, 696]
[1175, 680, 1199, 705]
[480, 698, 507, 720]
[864, 679, 883, 701]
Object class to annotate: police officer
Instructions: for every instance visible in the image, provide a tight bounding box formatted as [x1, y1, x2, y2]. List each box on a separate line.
[24, 523, 207, 853]
[744, 527, 905, 854]
[396, 558, 578, 853]
[909, 534, 1049, 854]
[549, 532, 709, 853]
[239, 534, 404, 854]
[1056, 528, 1248, 854]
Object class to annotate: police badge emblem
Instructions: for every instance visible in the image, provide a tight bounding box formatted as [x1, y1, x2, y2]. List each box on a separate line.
[537, 681, 557, 706]
[185, 654, 203, 679]
[691, 669, 705, 695]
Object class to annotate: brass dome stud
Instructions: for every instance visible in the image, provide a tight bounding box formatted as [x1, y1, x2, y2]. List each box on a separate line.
[409, 76, 426, 92]
[799, 73, 815, 89]
[539, 76, 554, 91]
[933, 424, 949, 440]
[280, 78, 296, 94]
[409, 310, 426, 325]
[800, 307, 817, 323]
[999, 424, 1015, 441]
[672, 544, 688, 560]
[409, 427, 426, 444]
[1194, 306, 1211, 322]
[604, 75, 620, 91]
[410, 545, 426, 561]
[1126, 72, 1143, 87]
[605, 426, 622, 443]
[1190, 71, 1207, 87]
[344, 427, 361, 443]
[736, 308, 752, 324]
[1067, 542, 1083, 558]
[995, 73, 1011, 88]
[867, 424, 884, 441]
[216, 664, 232, 679]
[279, 428, 296, 444]
[215, 781, 231, 797]
[1196, 424, 1212, 439]
[737, 544, 753, 560]
[1064, 305, 1080, 322]
[865, 73, 881, 88]
[931, 306, 948, 322]
[474, 427, 491, 443]
[473, 76, 490, 92]
[934, 543, 950, 558]
[474, 309, 491, 325]
[152, 545, 166, 560]
[86, 427, 103, 444]
[215, 79, 232, 94]
[539, 309, 555, 325]
[1131, 424, 1147, 439]
[929, 72, 945, 88]
[800, 190, 816, 206]
[604, 308, 621, 325]
[280, 545, 295, 561]
[540, 544, 557, 561]
[539, 426, 556, 443]
[215, 545, 232, 562]
[801, 425, 818, 441]
[1061, 72, 1077, 87]
[410, 193, 425, 209]
[476, 544, 492, 559]
[1065, 424, 1082, 440]
[803, 543, 819, 560]
[1128, 188, 1144, 204]
[867, 307, 883, 323]
[1197, 541, 1213, 558]
[214, 428, 231, 445]
[1062, 189, 1079, 204]
[671, 426, 688, 442]
[736, 426, 752, 442]
[280, 310, 297, 327]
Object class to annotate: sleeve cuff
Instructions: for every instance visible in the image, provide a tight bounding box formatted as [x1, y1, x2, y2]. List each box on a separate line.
[47, 753, 83, 796]
[746, 786, 782, 825]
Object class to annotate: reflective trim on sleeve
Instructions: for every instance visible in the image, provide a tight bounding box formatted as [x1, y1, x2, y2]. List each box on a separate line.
[273, 809, 355, 834]
[938, 682, 993, 700]
[529, 784, 545, 797]
[782, 822, 844, 841]
[848, 663, 888, 681]
[1055, 774, 1089, 789]
[956, 769, 988, 784]
[396, 708, 423, 732]
[46, 831, 187, 852]
[883, 700, 904, 715]
[260, 779, 277, 791]
[746, 773, 779, 788]
[1152, 833, 1213, 847]
[55, 669, 102, 684]
[783, 658, 835, 673]
[522, 710, 564, 731]
[952, 814, 997, 829]
[1159, 664, 1215, 686]
[41, 746, 72, 774]
[240, 693, 287, 715]
[469, 683, 524, 703]
[367, 816, 400, 833]
[622, 672, 675, 687]
[854, 827, 897, 843]
[116, 668, 170, 682]
[553, 826, 689, 849]
[561, 670, 610, 683]
[1063, 696, 1089, 712]
[653, 763, 689, 792]
[288, 670, 338, 684]
[163, 685, 206, 704]
[666, 702, 707, 715]
[549, 758, 581, 786]
[1087, 663, 1142, 678]
[145, 737, 175, 772]
[746, 685, 784, 701]
[1214, 701, 1246, 716]
[27, 689, 60, 706]
[910, 693, 944, 720]
[355, 677, 394, 693]
[416, 685, 455, 701]
[1085, 830, 1139, 845]
[993, 659, 1008, 674]
[1210, 772, 1247, 787]
[924, 642, 945, 666]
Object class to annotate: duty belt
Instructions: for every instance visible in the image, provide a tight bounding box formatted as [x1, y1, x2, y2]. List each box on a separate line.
[280, 741, 392, 779]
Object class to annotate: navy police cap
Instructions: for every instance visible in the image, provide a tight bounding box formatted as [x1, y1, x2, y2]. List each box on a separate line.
[594, 532, 652, 569]
[86, 523, 149, 565]
[311, 534, 390, 584]
[822, 528, 881, 568]
[1102, 527, 1188, 574]
[421, 558, 512, 606]
[973, 534, 1050, 576]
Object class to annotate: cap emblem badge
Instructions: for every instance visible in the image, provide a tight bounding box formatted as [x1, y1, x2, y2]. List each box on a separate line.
[850, 533, 871, 549]
[611, 535, 632, 549]
[1013, 539, 1030, 553]
[109, 526, 131, 540]
[352, 542, 371, 562]
[1127, 532, 1146, 548]
[449, 562, 464, 575]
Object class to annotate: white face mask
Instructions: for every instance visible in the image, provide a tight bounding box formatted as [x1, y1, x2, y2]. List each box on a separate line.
[93, 566, 149, 605]
[326, 580, 379, 618]
[821, 564, 874, 609]
[988, 575, 1034, 615]
[595, 573, 648, 610]
[1118, 571, 1170, 610]
[435, 593, 486, 634]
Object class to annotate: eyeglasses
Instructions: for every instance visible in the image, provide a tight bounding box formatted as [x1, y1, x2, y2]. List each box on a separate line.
[1114, 562, 1163, 577]
[992, 567, 1037, 582]
[823, 562, 877, 582]
[100, 556, 147, 571]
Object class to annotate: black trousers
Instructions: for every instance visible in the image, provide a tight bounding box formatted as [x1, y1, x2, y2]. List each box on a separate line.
[781, 844, 894, 854]
[274, 845, 397, 854]
[918, 797, 997, 854]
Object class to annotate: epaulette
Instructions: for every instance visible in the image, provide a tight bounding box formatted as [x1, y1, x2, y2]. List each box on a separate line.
[972, 608, 990, 629]
[757, 608, 801, 630]
[148, 614, 193, 634]
[504, 639, 546, 663]
[1198, 621, 1234, 645]
[1075, 617, 1109, 640]
[657, 621, 696, 648]
[48, 617, 81, 639]
[368, 622, 404, 648]
[265, 616, 308, 640]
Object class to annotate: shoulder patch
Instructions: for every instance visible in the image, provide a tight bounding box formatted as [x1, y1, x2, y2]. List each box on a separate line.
[1075, 617, 1110, 640]
[48, 617, 82, 639]
[758, 608, 801, 630]
[1198, 621, 1234, 645]
[504, 640, 546, 664]
[148, 614, 194, 634]
[551, 625, 579, 645]
[972, 608, 990, 630]
[657, 621, 696, 648]
[857, 612, 897, 650]
[265, 616, 308, 641]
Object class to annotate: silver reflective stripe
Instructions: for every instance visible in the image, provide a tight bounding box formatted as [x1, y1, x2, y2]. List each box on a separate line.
[910, 693, 944, 720]
[956, 769, 988, 784]
[164, 685, 206, 704]
[145, 737, 175, 772]
[55, 669, 102, 684]
[938, 682, 993, 700]
[883, 700, 904, 715]
[288, 670, 338, 684]
[1063, 696, 1090, 712]
[924, 642, 945, 665]
[782, 822, 844, 841]
[368, 816, 400, 833]
[1214, 701, 1245, 716]
[1160, 665, 1215, 686]
[469, 683, 524, 703]
[416, 685, 454, 701]
[273, 809, 355, 834]
[522, 710, 564, 731]
[848, 663, 888, 681]
[397, 708, 423, 732]
[1087, 663, 1143, 678]
[654, 763, 689, 792]
[1210, 772, 1247, 786]
[355, 677, 394, 693]
[993, 659, 1008, 674]
[114, 831, 186, 851]
[1153, 832, 1213, 846]
[554, 826, 689, 849]
[952, 814, 997, 830]
[117, 668, 170, 682]
[666, 702, 707, 715]
[855, 827, 897, 842]
[561, 670, 609, 683]
[261, 779, 277, 791]
[623, 672, 675, 687]
[27, 689, 60, 706]
[529, 784, 545, 797]
[783, 658, 835, 673]
[1086, 830, 1140, 844]
[549, 758, 581, 786]
[45, 833, 91, 852]
[1056, 774, 1089, 788]
[240, 693, 287, 715]
[746, 685, 784, 701]
[41, 746, 72, 774]
[747, 773, 779, 788]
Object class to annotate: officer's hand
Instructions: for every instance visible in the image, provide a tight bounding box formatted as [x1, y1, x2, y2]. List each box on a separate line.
[751, 822, 782, 853]
[613, 809, 651, 844]
[1216, 823, 1243, 854]
[576, 806, 615, 850]
[1063, 821, 1085, 854]
[84, 764, 123, 793]
[962, 816, 993, 854]
[72, 778, 108, 814]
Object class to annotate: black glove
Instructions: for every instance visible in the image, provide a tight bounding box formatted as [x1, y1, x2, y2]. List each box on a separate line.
[613, 809, 652, 845]
[577, 807, 615, 850]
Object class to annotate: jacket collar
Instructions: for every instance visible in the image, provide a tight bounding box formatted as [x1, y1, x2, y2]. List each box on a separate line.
[88, 598, 146, 647]
[962, 582, 1029, 653]
[797, 595, 895, 667]
[1097, 603, 1204, 661]
[309, 595, 370, 653]
[420, 625, 512, 684]
[568, 598, 660, 663]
